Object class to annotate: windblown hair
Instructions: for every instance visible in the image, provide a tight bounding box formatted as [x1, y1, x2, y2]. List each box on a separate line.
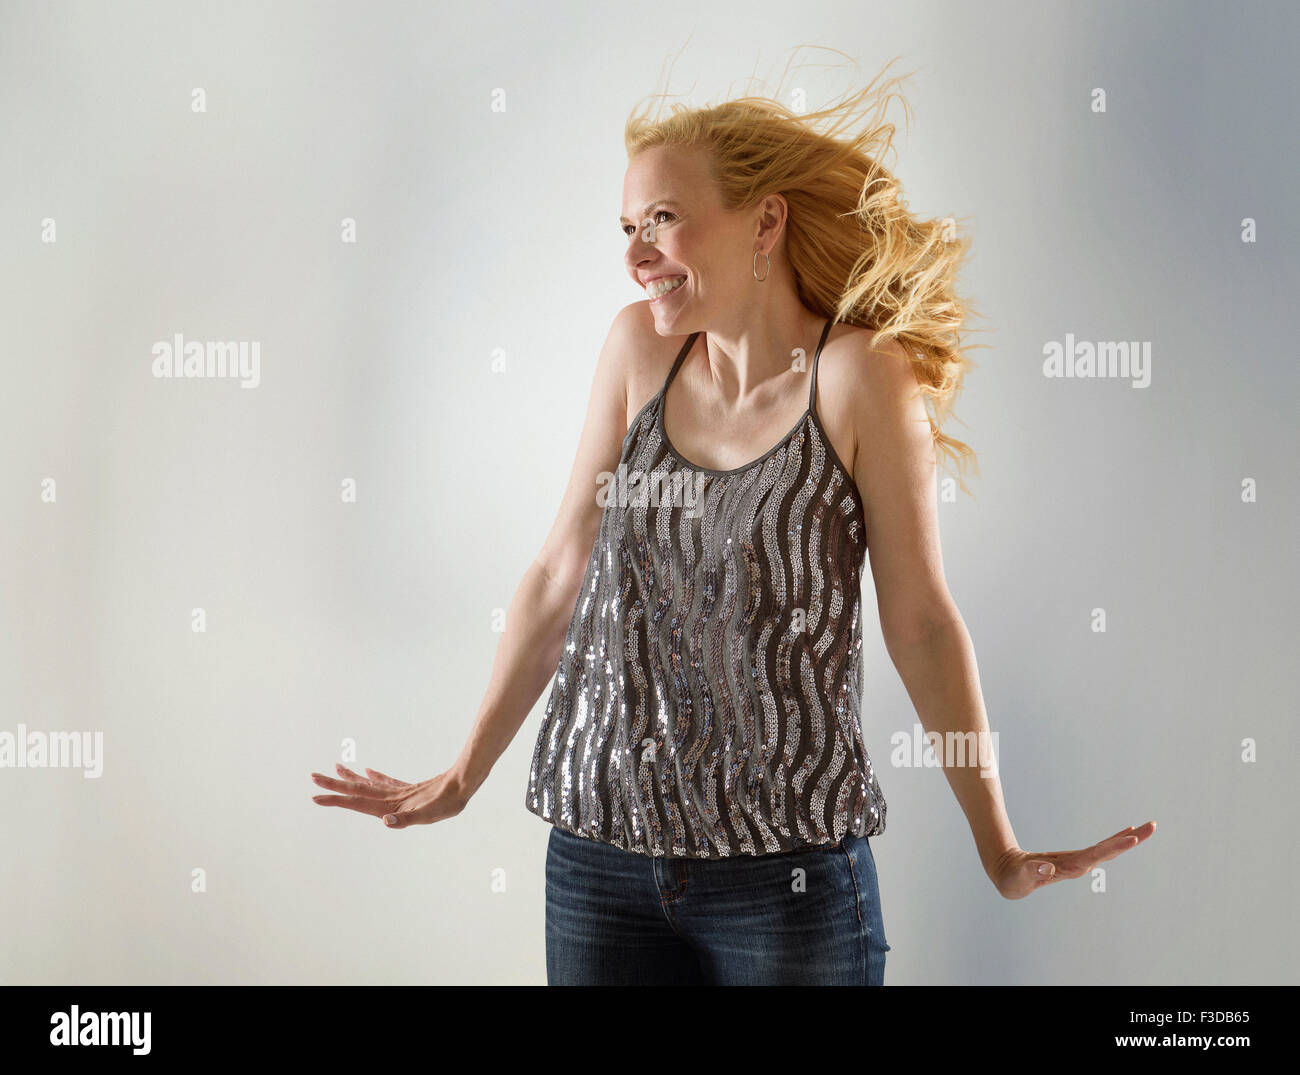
[624, 53, 984, 492]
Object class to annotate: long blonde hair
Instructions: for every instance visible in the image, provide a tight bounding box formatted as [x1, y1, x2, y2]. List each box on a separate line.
[625, 53, 984, 492]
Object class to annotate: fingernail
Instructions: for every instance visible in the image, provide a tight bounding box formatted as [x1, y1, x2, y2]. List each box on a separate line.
[384, 815, 396, 826]
[1037, 863, 1054, 876]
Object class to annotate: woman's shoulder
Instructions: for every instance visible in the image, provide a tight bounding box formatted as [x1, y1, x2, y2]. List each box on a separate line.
[817, 323, 915, 405]
[616, 300, 697, 428]
[814, 323, 918, 475]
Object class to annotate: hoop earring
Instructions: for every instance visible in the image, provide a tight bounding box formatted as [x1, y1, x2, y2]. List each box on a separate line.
[752, 250, 770, 282]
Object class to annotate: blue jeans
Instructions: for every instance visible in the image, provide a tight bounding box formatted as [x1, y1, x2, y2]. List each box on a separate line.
[544, 825, 890, 985]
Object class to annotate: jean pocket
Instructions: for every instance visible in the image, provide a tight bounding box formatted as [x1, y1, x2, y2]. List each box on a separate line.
[836, 843, 865, 927]
[844, 839, 891, 952]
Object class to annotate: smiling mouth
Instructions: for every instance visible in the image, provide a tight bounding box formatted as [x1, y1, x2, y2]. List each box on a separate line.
[646, 275, 686, 299]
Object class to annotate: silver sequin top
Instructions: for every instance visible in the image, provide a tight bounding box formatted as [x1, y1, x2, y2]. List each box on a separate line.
[525, 318, 887, 858]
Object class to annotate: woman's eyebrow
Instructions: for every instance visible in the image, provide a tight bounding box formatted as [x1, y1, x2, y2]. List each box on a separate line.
[618, 200, 679, 225]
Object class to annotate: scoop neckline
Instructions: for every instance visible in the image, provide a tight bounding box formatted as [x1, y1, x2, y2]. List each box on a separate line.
[655, 397, 813, 477]
[648, 376, 867, 528]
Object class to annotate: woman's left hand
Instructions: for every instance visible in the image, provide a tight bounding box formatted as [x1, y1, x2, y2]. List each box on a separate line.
[987, 821, 1157, 900]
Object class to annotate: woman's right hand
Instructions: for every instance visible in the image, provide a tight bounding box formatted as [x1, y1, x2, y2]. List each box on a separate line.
[311, 764, 471, 829]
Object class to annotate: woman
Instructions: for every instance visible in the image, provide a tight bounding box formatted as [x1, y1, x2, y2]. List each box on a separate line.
[311, 66, 1155, 985]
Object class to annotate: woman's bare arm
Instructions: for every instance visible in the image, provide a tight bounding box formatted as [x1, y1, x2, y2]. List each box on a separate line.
[835, 329, 1155, 897]
[446, 302, 653, 800]
[311, 302, 654, 825]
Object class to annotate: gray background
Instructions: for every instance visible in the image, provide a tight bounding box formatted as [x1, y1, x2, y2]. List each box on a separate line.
[1, 0, 1295, 985]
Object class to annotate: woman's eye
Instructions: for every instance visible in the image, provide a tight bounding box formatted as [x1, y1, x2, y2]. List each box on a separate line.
[623, 210, 674, 236]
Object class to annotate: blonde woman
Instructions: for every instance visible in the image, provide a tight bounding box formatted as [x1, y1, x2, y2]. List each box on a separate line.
[312, 61, 1156, 985]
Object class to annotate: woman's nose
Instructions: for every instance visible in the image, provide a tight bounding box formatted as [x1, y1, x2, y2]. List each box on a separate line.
[626, 246, 654, 274]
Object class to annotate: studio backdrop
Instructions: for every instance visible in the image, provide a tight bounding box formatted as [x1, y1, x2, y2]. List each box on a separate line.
[0, 0, 1295, 985]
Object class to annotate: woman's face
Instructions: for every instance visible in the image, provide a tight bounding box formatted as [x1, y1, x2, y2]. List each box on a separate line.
[621, 144, 755, 334]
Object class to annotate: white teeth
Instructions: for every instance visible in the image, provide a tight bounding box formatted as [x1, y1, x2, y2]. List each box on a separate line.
[647, 276, 686, 298]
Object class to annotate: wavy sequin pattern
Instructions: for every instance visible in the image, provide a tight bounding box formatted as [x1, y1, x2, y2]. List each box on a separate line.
[525, 321, 887, 857]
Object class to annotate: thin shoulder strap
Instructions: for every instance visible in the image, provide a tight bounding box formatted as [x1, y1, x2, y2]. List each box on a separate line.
[662, 332, 700, 394]
[808, 317, 836, 412]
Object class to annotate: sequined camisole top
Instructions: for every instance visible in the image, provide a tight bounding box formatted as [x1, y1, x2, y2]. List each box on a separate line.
[525, 317, 887, 858]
